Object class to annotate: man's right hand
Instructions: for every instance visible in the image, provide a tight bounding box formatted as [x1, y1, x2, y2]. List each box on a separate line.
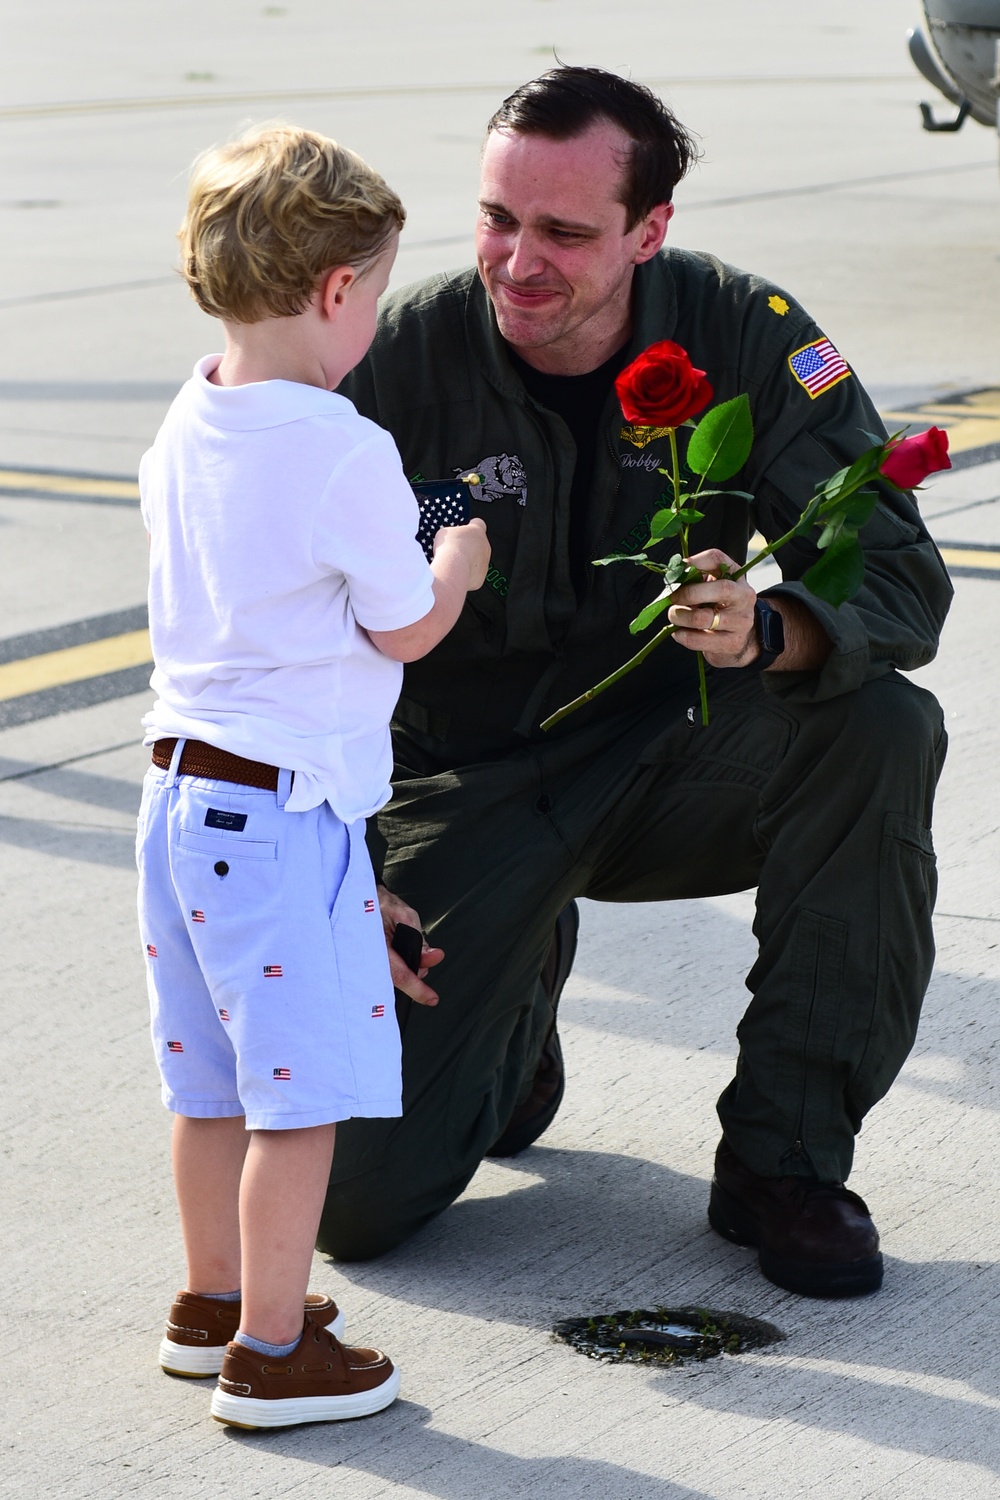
[377, 883, 444, 1005]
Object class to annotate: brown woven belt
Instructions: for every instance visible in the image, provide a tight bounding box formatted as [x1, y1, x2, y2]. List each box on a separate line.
[151, 738, 280, 791]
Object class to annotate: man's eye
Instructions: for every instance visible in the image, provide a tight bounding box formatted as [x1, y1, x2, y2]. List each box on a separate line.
[483, 211, 512, 228]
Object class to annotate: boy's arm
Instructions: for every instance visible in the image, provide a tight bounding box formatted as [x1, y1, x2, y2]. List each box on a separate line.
[367, 519, 490, 663]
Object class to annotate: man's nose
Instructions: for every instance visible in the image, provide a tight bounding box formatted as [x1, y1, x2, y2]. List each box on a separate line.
[504, 229, 547, 282]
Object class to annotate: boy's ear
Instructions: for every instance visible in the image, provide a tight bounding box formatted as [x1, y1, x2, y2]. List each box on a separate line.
[318, 266, 355, 319]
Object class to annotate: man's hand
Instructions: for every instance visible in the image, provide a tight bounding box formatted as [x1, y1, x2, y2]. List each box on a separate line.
[668, 549, 759, 667]
[667, 548, 833, 671]
[377, 883, 444, 1006]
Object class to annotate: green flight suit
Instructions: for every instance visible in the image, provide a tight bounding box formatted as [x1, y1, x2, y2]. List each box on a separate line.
[318, 250, 951, 1260]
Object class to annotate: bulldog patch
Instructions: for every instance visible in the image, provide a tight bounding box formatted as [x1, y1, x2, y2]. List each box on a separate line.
[457, 453, 528, 507]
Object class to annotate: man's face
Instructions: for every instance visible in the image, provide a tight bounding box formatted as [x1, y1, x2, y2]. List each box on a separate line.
[475, 120, 671, 373]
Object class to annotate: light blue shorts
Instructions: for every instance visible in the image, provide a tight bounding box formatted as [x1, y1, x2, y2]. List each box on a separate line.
[136, 743, 401, 1131]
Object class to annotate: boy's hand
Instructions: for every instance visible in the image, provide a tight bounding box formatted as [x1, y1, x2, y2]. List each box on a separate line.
[434, 516, 491, 591]
[377, 884, 444, 1006]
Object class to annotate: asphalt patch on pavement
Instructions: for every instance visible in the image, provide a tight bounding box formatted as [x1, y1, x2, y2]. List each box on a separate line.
[553, 1306, 785, 1367]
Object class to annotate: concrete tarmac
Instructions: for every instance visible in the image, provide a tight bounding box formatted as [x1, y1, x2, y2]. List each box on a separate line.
[2, 3, 999, 1496]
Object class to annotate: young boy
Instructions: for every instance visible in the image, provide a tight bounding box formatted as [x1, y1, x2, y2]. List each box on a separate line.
[137, 125, 490, 1430]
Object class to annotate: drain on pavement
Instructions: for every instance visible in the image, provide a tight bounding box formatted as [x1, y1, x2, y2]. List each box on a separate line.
[553, 1306, 784, 1366]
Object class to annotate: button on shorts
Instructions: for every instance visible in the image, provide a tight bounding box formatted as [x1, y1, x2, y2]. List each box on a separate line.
[136, 765, 401, 1130]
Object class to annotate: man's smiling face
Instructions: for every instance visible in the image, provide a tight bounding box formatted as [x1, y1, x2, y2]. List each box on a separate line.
[475, 119, 672, 375]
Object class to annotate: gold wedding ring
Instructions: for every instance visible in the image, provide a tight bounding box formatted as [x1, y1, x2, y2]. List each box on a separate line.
[708, 608, 723, 632]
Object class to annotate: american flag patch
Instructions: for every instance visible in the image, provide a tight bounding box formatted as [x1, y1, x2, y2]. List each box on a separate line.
[191, 909, 205, 923]
[273, 1067, 291, 1081]
[364, 898, 375, 913]
[167, 1040, 184, 1053]
[788, 338, 850, 399]
[371, 1004, 385, 1018]
[263, 964, 283, 978]
[219, 1008, 230, 1022]
[146, 943, 157, 958]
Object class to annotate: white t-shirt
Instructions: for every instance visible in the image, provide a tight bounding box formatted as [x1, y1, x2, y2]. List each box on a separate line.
[140, 355, 435, 820]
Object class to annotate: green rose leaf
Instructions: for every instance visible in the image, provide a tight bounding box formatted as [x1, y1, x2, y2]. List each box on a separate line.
[649, 507, 704, 542]
[629, 585, 674, 634]
[802, 533, 865, 605]
[665, 554, 700, 585]
[826, 488, 879, 528]
[686, 394, 754, 481]
[817, 449, 883, 507]
[693, 488, 755, 501]
[649, 510, 685, 541]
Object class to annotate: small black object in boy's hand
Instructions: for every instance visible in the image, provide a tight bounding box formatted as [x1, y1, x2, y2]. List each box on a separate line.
[410, 479, 474, 562]
[390, 921, 424, 975]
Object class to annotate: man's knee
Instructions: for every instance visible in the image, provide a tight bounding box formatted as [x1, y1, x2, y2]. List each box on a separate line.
[790, 672, 945, 808]
[316, 1180, 428, 1262]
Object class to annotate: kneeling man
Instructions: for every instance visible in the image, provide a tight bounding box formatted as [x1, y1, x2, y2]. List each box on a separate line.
[323, 66, 950, 1298]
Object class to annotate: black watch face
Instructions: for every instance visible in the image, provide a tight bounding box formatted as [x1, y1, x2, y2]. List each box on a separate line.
[756, 601, 784, 659]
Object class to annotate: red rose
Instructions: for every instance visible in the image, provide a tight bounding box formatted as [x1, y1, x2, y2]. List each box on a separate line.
[615, 340, 714, 428]
[879, 426, 951, 488]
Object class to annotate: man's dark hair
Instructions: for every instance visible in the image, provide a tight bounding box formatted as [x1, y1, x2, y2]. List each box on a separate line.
[487, 66, 699, 228]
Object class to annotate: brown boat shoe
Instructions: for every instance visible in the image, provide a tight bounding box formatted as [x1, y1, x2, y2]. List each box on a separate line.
[159, 1290, 344, 1377]
[210, 1314, 400, 1428]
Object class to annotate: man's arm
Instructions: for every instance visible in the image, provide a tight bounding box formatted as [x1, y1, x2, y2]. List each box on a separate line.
[739, 331, 952, 698]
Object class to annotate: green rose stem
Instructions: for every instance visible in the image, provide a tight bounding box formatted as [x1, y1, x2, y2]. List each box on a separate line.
[539, 499, 821, 734]
[664, 424, 710, 729]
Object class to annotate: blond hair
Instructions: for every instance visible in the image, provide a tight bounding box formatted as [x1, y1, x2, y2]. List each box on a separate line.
[179, 125, 405, 323]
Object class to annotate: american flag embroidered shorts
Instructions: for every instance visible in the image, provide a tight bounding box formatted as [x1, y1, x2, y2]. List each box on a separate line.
[137, 762, 401, 1130]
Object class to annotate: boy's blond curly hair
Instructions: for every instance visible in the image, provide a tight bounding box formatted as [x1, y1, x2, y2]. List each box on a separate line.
[179, 124, 406, 323]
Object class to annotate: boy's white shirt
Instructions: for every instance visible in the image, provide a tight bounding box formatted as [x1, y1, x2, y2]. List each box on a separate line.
[140, 354, 436, 821]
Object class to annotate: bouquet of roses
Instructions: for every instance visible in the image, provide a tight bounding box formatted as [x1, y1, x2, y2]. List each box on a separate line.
[541, 340, 950, 731]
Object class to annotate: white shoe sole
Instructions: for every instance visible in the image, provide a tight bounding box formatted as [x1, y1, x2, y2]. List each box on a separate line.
[159, 1307, 346, 1378]
[210, 1364, 401, 1428]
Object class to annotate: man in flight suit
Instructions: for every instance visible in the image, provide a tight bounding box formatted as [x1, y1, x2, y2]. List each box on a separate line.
[321, 66, 951, 1297]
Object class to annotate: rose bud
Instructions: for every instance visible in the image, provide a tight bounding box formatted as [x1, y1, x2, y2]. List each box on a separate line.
[879, 426, 951, 489]
[615, 340, 714, 429]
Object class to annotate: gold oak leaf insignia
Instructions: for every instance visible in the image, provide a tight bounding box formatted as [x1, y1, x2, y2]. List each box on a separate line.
[768, 294, 790, 316]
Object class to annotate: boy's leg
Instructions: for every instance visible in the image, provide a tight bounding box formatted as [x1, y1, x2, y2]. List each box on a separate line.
[239, 1124, 336, 1345]
[172, 1115, 247, 1294]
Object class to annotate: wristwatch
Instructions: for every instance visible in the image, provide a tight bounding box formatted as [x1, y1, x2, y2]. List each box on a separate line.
[745, 597, 785, 672]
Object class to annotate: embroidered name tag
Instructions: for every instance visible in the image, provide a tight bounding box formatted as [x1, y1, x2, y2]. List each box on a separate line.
[205, 808, 247, 831]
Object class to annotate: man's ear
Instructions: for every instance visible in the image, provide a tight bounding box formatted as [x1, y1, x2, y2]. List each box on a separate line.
[632, 201, 673, 266]
[318, 265, 355, 319]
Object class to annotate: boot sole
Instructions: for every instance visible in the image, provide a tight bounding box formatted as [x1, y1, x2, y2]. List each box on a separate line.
[159, 1308, 345, 1377]
[709, 1179, 884, 1299]
[210, 1365, 400, 1427]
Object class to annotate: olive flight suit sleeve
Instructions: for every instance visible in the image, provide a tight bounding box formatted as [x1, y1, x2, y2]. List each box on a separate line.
[745, 327, 953, 702]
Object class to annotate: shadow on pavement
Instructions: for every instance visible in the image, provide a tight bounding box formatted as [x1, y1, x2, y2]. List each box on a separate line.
[329, 1144, 1000, 1473]
[218, 1398, 715, 1499]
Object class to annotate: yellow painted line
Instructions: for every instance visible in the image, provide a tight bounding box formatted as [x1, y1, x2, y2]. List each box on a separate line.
[0, 629, 151, 702]
[940, 547, 1000, 571]
[0, 468, 140, 500]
